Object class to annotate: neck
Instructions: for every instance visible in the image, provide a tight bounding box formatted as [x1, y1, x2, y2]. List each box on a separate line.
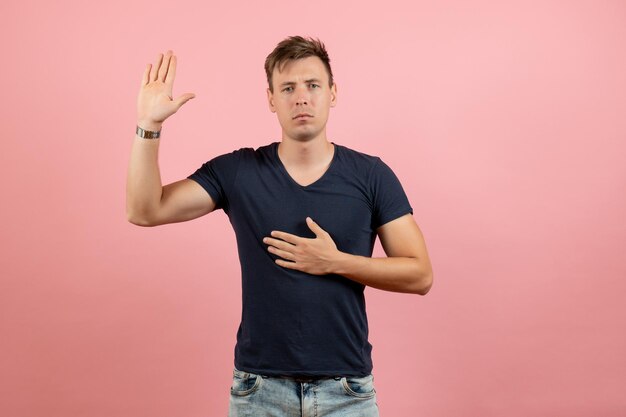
[278, 133, 334, 168]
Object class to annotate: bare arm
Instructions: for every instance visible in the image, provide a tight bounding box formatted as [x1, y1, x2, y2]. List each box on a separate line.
[333, 214, 433, 294]
[126, 50, 215, 226]
[264, 214, 434, 295]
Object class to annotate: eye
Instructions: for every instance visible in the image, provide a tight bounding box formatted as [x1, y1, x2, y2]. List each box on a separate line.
[309, 84, 320, 89]
[282, 86, 293, 93]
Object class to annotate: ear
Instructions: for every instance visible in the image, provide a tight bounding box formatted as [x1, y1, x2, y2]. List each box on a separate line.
[329, 82, 337, 108]
[267, 88, 276, 113]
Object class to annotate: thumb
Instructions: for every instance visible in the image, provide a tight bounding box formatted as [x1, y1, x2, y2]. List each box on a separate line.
[306, 217, 326, 237]
[174, 93, 195, 109]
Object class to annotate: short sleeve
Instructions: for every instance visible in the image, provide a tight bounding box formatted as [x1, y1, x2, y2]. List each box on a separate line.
[370, 158, 413, 229]
[187, 148, 247, 211]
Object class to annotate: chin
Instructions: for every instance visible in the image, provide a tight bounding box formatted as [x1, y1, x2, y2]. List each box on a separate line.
[290, 133, 318, 142]
[287, 128, 319, 142]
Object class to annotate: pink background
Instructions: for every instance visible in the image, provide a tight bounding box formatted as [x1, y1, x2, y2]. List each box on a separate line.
[1, 0, 625, 416]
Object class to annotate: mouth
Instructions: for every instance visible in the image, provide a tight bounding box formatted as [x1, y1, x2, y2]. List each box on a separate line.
[293, 113, 313, 120]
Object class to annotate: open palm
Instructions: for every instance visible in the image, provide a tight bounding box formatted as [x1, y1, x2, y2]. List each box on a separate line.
[137, 50, 195, 127]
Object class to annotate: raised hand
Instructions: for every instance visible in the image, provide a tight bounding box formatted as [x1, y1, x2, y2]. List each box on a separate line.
[136, 50, 195, 130]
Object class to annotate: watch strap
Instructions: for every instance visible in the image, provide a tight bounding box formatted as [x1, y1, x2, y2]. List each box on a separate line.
[136, 125, 161, 139]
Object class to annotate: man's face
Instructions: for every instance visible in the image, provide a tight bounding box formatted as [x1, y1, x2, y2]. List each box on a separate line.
[267, 56, 337, 142]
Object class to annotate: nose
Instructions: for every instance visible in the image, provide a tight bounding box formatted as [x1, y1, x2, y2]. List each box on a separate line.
[295, 86, 310, 106]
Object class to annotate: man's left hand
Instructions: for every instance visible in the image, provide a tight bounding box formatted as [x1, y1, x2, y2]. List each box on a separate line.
[263, 217, 340, 275]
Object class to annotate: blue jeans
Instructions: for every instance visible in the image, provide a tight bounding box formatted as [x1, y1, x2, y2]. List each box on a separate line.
[228, 368, 380, 417]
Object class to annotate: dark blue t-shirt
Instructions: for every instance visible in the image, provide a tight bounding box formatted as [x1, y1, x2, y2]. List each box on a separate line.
[188, 142, 412, 377]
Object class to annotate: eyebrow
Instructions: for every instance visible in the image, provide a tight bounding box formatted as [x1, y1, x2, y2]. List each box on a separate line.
[279, 78, 322, 87]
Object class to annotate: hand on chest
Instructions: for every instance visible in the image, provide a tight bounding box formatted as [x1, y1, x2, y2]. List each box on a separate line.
[231, 169, 375, 255]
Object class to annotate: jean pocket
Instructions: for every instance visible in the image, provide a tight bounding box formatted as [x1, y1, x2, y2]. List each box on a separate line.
[230, 368, 263, 396]
[341, 374, 376, 399]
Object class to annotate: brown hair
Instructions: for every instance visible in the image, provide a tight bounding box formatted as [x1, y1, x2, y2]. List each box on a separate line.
[265, 35, 334, 93]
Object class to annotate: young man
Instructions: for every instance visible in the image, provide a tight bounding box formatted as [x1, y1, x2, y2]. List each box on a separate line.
[127, 36, 433, 417]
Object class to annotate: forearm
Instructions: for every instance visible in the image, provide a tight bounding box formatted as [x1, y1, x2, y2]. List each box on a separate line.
[126, 121, 164, 224]
[331, 253, 433, 295]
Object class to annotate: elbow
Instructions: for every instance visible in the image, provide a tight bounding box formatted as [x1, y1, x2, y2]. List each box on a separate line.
[415, 281, 432, 296]
[126, 209, 157, 227]
[412, 270, 433, 296]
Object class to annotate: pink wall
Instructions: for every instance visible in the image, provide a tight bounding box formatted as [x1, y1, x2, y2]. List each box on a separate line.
[1, 1, 625, 416]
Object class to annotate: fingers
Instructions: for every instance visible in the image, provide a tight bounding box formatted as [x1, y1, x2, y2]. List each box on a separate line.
[151, 52, 164, 82]
[268, 246, 296, 261]
[165, 54, 177, 85]
[270, 230, 300, 245]
[275, 259, 300, 270]
[141, 64, 150, 86]
[264, 236, 297, 261]
[264, 237, 294, 251]
[306, 217, 327, 237]
[158, 50, 173, 82]
[147, 50, 172, 83]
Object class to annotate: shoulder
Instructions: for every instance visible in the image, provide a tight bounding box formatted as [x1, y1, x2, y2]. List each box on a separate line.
[336, 144, 380, 163]
[335, 144, 382, 173]
[232, 142, 278, 159]
[336, 144, 395, 180]
[205, 143, 275, 164]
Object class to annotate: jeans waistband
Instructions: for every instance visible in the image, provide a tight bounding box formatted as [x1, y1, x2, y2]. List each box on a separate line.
[276, 375, 342, 383]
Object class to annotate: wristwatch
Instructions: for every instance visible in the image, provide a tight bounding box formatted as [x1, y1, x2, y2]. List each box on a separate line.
[136, 125, 161, 139]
